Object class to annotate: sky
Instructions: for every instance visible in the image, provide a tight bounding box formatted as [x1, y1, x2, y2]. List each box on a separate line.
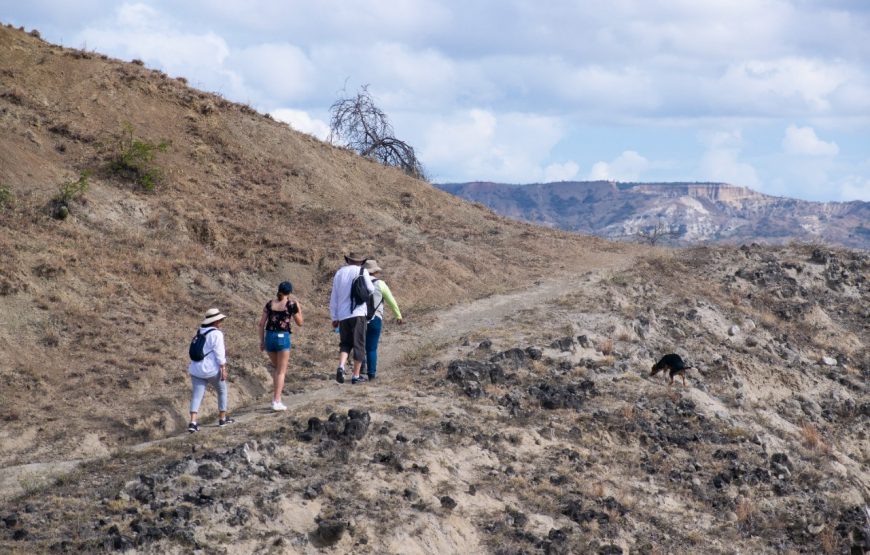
[5, 0, 870, 201]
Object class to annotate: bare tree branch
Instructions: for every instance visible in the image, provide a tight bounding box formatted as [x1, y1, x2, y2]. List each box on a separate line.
[637, 221, 681, 245]
[329, 85, 425, 180]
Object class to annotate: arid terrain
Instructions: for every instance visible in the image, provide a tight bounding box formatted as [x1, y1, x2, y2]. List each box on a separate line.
[438, 181, 870, 249]
[1, 25, 868, 554]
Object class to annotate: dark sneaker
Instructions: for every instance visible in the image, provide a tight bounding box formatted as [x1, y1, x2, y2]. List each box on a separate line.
[187, 422, 199, 433]
[336, 367, 345, 384]
[351, 375, 367, 384]
[218, 417, 235, 427]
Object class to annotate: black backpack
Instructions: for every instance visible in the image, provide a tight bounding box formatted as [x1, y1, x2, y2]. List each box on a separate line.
[189, 328, 216, 362]
[366, 278, 383, 321]
[350, 266, 372, 311]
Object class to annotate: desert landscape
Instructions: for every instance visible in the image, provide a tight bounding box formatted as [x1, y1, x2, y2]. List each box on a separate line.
[1, 25, 868, 555]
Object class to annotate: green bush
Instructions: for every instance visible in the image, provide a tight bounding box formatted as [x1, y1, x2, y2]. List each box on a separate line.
[108, 123, 170, 191]
[56, 171, 90, 205]
[0, 183, 12, 210]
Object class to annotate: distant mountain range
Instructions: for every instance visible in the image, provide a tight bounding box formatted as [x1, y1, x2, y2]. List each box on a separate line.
[437, 181, 870, 249]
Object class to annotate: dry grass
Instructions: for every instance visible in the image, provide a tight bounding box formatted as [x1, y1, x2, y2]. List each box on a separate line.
[799, 422, 830, 454]
[597, 338, 614, 355]
[819, 526, 839, 554]
[735, 497, 756, 525]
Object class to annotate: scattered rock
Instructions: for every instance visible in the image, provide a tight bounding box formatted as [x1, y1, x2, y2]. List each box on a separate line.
[820, 356, 837, 366]
[440, 496, 457, 510]
[526, 346, 543, 360]
[310, 519, 346, 548]
[196, 462, 222, 480]
[550, 337, 575, 352]
[491, 348, 527, 370]
[728, 325, 740, 336]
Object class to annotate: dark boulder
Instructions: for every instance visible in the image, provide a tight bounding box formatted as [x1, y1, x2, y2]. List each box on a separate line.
[310, 519, 346, 548]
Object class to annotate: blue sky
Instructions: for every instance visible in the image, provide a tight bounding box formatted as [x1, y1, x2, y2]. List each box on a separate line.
[5, 1, 870, 201]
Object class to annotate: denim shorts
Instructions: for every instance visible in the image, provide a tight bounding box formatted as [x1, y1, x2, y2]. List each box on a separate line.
[265, 330, 291, 352]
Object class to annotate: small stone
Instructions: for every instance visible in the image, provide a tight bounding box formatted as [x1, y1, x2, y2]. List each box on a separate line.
[691, 478, 701, 487]
[196, 462, 222, 480]
[311, 519, 346, 548]
[478, 339, 492, 350]
[807, 523, 825, 535]
[440, 496, 457, 510]
[820, 356, 837, 366]
[526, 347, 543, 360]
[726, 511, 739, 522]
[728, 325, 740, 336]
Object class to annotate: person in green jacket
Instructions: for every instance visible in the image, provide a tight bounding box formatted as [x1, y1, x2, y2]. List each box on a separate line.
[362, 260, 402, 381]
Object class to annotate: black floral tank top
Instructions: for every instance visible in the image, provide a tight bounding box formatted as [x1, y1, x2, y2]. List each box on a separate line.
[264, 300, 299, 332]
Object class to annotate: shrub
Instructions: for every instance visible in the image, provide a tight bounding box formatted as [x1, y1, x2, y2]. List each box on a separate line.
[50, 171, 90, 219]
[0, 182, 12, 210]
[107, 122, 170, 191]
[56, 171, 90, 205]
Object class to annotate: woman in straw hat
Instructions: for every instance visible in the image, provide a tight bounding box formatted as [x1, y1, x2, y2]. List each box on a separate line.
[187, 308, 233, 432]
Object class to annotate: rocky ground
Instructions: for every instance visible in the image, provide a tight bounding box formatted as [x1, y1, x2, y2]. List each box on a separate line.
[1, 243, 867, 554]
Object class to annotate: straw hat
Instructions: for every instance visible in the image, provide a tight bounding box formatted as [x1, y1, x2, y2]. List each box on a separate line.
[201, 308, 227, 326]
[363, 259, 382, 274]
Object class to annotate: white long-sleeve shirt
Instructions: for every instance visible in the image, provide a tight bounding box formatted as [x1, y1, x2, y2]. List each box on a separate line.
[187, 326, 226, 379]
[329, 264, 374, 321]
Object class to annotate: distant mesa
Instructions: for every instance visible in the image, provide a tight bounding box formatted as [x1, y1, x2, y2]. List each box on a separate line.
[437, 181, 870, 249]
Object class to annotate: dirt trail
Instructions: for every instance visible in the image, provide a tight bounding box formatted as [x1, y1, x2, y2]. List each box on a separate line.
[380, 252, 640, 370]
[0, 255, 639, 501]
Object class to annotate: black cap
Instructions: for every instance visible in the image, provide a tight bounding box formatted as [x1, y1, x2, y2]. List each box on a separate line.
[278, 281, 293, 294]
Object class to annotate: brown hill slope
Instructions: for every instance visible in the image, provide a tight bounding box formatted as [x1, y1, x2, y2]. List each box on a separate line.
[0, 25, 626, 465]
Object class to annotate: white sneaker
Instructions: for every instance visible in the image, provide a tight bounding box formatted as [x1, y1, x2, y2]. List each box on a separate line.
[272, 401, 287, 411]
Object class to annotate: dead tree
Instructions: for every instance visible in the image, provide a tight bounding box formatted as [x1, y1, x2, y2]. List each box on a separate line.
[328, 85, 425, 180]
[637, 222, 681, 245]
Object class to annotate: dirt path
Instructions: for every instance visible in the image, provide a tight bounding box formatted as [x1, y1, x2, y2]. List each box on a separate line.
[0, 255, 641, 501]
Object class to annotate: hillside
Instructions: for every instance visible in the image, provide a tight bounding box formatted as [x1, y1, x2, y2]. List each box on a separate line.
[438, 181, 870, 249]
[0, 25, 867, 555]
[1, 242, 867, 554]
[0, 24, 620, 467]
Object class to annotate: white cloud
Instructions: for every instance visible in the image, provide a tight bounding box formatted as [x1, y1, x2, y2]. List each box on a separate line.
[421, 109, 569, 183]
[75, 4, 245, 98]
[588, 151, 650, 181]
[839, 176, 870, 201]
[715, 57, 853, 114]
[228, 44, 316, 102]
[698, 130, 760, 188]
[544, 161, 580, 182]
[782, 124, 839, 156]
[271, 109, 330, 140]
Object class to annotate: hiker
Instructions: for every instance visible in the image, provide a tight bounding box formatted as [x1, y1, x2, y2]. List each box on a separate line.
[361, 259, 403, 381]
[329, 252, 374, 384]
[257, 281, 304, 411]
[187, 308, 233, 432]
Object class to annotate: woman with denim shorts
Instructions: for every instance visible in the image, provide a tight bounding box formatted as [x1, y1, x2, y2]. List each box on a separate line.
[257, 281, 304, 410]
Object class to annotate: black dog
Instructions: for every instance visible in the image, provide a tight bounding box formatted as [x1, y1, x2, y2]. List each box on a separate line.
[651, 354, 692, 387]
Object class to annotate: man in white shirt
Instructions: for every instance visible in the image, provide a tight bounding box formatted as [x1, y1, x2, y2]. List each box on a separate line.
[187, 308, 234, 432]
[329, 252, 374, 384]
